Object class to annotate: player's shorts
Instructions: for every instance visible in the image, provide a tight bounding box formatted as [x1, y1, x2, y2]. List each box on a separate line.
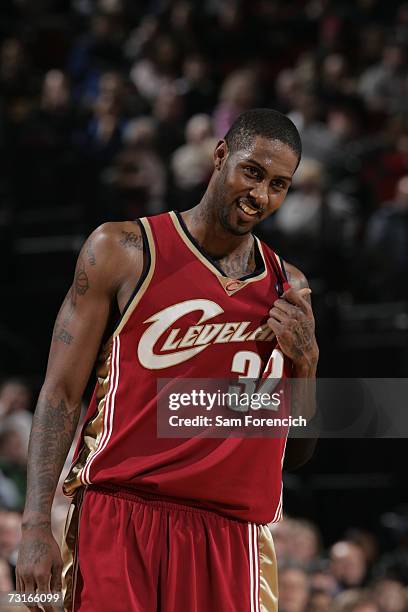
[61, 485, 278, 612]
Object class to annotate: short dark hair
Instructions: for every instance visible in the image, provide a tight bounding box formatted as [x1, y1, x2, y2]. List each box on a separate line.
[224, 108, 302, 160]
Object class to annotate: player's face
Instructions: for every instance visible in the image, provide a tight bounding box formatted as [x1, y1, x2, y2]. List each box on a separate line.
[214, 136, 299, 236]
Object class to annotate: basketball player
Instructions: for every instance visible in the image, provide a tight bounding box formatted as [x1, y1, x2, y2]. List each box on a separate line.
[16, 109, 318, 612]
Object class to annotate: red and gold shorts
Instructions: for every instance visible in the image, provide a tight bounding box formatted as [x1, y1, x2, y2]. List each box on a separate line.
[61, 486, 278, 612]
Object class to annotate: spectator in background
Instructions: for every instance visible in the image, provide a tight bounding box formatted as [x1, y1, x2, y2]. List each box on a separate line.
[171, 113, 215, 211]
[346, 528, 379, 568]
[263, 158, 357, 284]
[0, 556, 13, 591]
[269, 516, 296, 562]
[285, 519, 323, 568]
[0, 427, 27, 510]
[372, 578, 408, 612]
[177, 53, 217, 119]
[358, 42, 408, 114]
[363, 175, 408, 300]
[13, 69, 78, 211]
[130, 34, 180, 103]
[279, 563, 311, 612]
[330, 541, 368, 590]
[318, 54, 356, 105]
[67, 10, 126, 105]
[288, 89, 336, 163]
[363, 115, 408, 206]
[103, 116, 166, 219]
[0, 511, 21, 575]
[310, 565, 340, 598]
[76, 70, 128, 225]
[0, 379, 32, 449]
[333, 589, 380, 612]
[307, 588, 333, 612]
[213, 68, 259, 137]
[0, 380, 31, 511]
[357, 24, 385, 72]
[80, 71, 127, 165]
[274, 69, 300, 115]
[153, 83, 185, 161]
[0, 38, 34, 103]
[124, 14, 160, 65]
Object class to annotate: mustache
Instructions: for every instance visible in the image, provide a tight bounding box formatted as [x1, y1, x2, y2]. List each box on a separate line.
[238, 197, 264, 214]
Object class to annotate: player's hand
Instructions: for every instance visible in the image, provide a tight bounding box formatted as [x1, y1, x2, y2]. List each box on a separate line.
[267, 287, 319, 368]
[16, 527, 63, 612]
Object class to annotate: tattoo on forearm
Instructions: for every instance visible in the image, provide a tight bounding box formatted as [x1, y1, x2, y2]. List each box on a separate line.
[86, 239, 96, 266]
[119, 231, 143, 250]
[54, 327, 73, 345]
[22, 519, 51, 530]
[25, 394, 81, 517]
[293, 320, 314, 356]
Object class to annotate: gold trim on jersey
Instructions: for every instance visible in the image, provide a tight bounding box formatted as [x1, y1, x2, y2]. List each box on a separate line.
[259, 525, 279, 611]
[62, 338, 114, 496]
[61, 486, 85, 612]
[169, 211, 267, 294]
[114, 216, 157, 337]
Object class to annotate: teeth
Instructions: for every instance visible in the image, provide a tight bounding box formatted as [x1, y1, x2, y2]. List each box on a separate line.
[239, 202, 258, 216]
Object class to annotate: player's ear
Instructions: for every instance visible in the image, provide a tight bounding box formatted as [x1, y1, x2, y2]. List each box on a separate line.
[213, 140, 228, 171]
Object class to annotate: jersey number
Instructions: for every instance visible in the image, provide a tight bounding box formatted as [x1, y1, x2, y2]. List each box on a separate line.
[229, 349, 284, 411]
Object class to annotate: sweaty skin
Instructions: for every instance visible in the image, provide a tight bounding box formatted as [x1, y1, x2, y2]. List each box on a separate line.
[16, 135, 318, 609]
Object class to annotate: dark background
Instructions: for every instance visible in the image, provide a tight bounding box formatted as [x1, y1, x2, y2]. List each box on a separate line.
[0, 1, 408, 602]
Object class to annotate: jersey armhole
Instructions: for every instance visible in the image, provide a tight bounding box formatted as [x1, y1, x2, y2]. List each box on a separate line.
[113, 218, 156, 335]
[278, 256, 288, 281]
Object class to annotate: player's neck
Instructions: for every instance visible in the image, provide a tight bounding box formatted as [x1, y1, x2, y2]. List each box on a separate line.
[181, 203, 252, 260]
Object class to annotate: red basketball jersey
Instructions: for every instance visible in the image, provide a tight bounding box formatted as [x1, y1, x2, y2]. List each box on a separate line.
[63, 211, 292, 524]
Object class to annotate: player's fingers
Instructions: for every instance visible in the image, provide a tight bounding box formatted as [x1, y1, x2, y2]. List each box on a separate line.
[268, 307, 288, 323]
[35, 576, 56, 612]
[271, 299, 299, 318]
[16, 570, 22, 593]
[267, 317, 284, 336]
[19, 577, 43, 612]
[50, 563, 62, 595]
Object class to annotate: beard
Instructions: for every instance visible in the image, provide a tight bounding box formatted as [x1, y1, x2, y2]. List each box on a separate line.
[211, 172, 254, 236]
[218, 202, 252, 235]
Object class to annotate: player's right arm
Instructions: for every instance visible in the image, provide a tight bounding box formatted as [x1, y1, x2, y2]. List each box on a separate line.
[16, 221, 144, 611]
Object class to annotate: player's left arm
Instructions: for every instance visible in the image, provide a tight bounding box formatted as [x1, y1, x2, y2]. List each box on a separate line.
[267, 262, 319, 469]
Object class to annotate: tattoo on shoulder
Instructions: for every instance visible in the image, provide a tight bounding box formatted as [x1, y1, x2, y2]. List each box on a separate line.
[70, 256, 90, 309]
[119, 231, 143, 250]
[86, 239, 96, 266]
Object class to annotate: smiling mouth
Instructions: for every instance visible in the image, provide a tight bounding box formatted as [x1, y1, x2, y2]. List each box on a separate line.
[237, 199, 262, 217]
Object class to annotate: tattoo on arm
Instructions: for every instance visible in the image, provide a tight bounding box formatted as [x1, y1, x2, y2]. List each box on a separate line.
[292, 320, 315, 356]
[86, 239, 96, 266]
[119, 231, 143, 250]
[25, 394, 81, 520]
[54, 327, 73, 345]
[70, 257, 90, 309]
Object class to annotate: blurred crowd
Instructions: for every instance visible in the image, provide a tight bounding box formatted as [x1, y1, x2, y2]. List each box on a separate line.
[1, 376, 408, 611]
[0, 377, 82, 604]
[271, 516, 408, 612]
[1, 0, 408, 301]
[1, 0, 408, 607]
